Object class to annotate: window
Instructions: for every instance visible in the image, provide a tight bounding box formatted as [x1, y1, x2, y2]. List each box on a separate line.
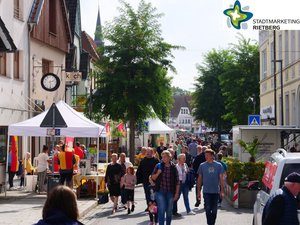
[292, 92, 296, 125]
[13, 0, 23, 20]
[285, 94, 290, 125]
[291, 31, 296, 63]
[49, 0, 56, 34]
[0, 127, 7, 162]
[285, 70, 289, 82]
[0, 53, 6, 76]
[278, 33, 282, 66]
[42, 59, 51, 74]
[261, 49, 267, 79]
[284, 30, 289, 67]
[270, 41, 275, 75]
[13, 51, 19, 79]
[271, 78, 274, 89]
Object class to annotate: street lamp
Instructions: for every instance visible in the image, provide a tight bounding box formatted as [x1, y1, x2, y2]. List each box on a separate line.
[272, 59, 284, 126]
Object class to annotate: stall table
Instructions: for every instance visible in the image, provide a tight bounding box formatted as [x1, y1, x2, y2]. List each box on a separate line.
[73, 174, 105, 198]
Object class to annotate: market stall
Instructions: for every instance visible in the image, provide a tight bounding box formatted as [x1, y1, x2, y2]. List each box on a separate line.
[140, 115, 175, 147]
[6, 100, 106, 197]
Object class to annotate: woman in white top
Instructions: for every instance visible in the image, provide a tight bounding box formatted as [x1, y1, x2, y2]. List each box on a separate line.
[173, 153, 195, 215]
[37, 145, 51, 193]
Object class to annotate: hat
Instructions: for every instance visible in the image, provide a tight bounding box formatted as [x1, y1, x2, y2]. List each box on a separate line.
[285, 172, 300, 183]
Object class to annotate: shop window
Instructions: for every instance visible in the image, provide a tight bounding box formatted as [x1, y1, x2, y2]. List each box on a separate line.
[0, 127, 7, 163]
[13, 51, 20, 79]
[0, 53, 6, 76]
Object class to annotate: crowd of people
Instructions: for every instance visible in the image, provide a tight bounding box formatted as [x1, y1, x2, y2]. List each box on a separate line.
[104, 135, 229, 225]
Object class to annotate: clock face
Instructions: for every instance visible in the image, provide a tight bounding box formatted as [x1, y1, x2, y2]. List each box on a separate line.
[41, 73, 60, 92]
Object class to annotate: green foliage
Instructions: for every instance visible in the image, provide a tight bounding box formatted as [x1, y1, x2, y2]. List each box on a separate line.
[193, 35, 259, 128]
[238, 136, 261, 162]
[92, 0, 181, 161]
[172, 86, 191, 96]
[224, 157, 265, 187]
[192, 49, 231, 131]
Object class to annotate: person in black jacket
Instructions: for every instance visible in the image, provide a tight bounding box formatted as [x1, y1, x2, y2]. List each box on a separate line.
[192, 145, 207, 207]
[136, 148, 159, 210]
[262, 172, 300, 225]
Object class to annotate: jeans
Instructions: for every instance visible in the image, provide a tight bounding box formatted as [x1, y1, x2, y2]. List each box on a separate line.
[173, 183, 191, 213]
[143, 183, 150, 205]
[156, 191, 174, 225]
[203, 193, 219, 225]
[121, 187, 126, 204]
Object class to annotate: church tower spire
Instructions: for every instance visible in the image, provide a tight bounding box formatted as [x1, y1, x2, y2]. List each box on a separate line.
[94, 5, 104, 47]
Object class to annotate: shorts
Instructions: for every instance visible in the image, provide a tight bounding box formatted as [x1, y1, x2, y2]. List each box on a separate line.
[108, 184, 121, 197]
[124, 189, 134, 202]
[59, 170, 73, 185]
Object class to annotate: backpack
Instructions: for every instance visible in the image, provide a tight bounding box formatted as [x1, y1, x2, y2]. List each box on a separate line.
[185, 168, 196, 190]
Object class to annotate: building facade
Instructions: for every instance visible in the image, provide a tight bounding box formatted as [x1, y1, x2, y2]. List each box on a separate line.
[259, 30, 300, 126]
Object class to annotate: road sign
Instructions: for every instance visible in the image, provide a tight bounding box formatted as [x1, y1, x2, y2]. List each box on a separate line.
[66, 71, 82, 82]
[248, 115, 261, 125]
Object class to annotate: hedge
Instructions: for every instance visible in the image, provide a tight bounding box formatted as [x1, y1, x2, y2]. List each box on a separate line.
[223, 157, 265, 187]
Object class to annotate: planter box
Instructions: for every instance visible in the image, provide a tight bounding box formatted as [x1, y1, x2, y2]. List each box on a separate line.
[98, 193, 109, 204]
[224, 182, 258, 209]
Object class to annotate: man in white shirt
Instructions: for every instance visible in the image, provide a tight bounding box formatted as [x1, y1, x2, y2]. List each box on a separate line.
[37, 145, 51, 193]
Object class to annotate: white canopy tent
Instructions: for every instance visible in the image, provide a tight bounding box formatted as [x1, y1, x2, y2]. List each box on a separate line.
[6, 100, 105, 197]
[140, 116, 175, 146]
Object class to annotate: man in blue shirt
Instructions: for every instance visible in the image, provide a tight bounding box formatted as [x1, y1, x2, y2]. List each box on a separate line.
[197, 149, 224, 225]
[188, 139, 198, 158]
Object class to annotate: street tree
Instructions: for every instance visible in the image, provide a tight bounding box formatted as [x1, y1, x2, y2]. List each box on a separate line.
[219, 36, 259, 125]
[92, 0, 179, 162]
[192, 49, 231, 133]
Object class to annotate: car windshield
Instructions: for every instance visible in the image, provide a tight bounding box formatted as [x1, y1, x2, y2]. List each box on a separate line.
[221, 134, 229, 141]
[280, 163, 300, 187]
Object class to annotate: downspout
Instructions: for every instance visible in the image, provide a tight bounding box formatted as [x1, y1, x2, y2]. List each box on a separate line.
[28, 23, 34, 119]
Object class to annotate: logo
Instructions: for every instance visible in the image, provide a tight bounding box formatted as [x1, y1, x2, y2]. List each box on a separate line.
[223, 0, 253, 30]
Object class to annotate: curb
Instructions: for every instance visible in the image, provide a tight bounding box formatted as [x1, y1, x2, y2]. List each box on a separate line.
[79, 200, 98, 218]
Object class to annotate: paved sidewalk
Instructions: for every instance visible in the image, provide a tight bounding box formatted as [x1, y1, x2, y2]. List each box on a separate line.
[0, 190, 98, 225]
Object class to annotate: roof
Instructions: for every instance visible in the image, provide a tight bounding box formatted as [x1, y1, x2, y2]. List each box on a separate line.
[28, 0, 72, 43]
[170, 95, 192, 118]
[94, 8, 104, 47]
[8, 101, 105, 137]
[82, 31, 99, 62]
[0, 17, 17, 52]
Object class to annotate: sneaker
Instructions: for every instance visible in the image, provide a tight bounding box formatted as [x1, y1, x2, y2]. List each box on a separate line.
[187, 211, 196, 215]
[112, 208, 116, 214]
[218, 203, 222, 208]
[173, 212, 182, 217]
[131, 205, 135, 212]
[127, 208, 131, 214]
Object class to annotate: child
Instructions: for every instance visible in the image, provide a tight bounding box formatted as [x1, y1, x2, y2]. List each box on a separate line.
[121, 166, 136, 214]
[148, 177, 158, 225]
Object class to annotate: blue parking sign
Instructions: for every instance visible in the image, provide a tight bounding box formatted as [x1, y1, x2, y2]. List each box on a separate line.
[248, 115, 261, 125]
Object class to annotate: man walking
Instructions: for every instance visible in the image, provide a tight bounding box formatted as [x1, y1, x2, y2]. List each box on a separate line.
[197, 149, 224, 225]
[188, 139, 198, 158]
[136, 148, 159, 211]
[262, 172, 300, 225]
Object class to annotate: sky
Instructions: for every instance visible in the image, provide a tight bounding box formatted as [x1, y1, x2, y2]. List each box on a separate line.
[80, 0, 258, 91]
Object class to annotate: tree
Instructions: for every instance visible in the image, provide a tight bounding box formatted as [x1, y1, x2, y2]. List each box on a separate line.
[219, 35, 259, 125]
[172, 86, 191, 96]
[192, 49, 231, 133]
[92, 0, 179, 163]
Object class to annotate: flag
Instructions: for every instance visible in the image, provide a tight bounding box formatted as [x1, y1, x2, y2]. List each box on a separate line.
[117, 122, 126, 137]
[65, 137, 74, 148]
[10, 136, 19, 172]
[105, 122, 110, 137]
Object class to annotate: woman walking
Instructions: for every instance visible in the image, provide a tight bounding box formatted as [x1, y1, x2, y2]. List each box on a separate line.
[121, 166, 136, 214]
[105, 153, 124, 214]
[150, 150, 180, 225]
[173, 154, 195, 216]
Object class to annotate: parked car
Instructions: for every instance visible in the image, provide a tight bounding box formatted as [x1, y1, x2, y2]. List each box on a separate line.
[253, 149, 300, 225]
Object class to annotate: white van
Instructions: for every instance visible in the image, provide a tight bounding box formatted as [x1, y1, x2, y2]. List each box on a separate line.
[253, 149, 300, 225]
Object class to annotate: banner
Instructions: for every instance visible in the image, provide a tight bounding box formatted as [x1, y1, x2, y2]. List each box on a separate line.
[65, 136, 74, 148]
[10, 136, 19, 172]
[262, 161, 277, 189]
[105, 122, 110, 137]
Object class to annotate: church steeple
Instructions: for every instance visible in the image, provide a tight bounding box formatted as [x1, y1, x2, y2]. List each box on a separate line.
[94, 7, 104, 47]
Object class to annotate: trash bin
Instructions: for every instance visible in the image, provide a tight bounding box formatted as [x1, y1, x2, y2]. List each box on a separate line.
[47, 174, 60, 194]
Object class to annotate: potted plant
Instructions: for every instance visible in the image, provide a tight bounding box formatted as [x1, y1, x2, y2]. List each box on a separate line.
[238, 136, 261, 162]
[97, 189, 109, 204]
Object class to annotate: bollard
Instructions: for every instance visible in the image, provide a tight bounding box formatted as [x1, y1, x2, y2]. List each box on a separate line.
[233, 182, 239, 209]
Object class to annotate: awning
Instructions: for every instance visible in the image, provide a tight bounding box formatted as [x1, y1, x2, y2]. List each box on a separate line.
[0, 17, 17, 52]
